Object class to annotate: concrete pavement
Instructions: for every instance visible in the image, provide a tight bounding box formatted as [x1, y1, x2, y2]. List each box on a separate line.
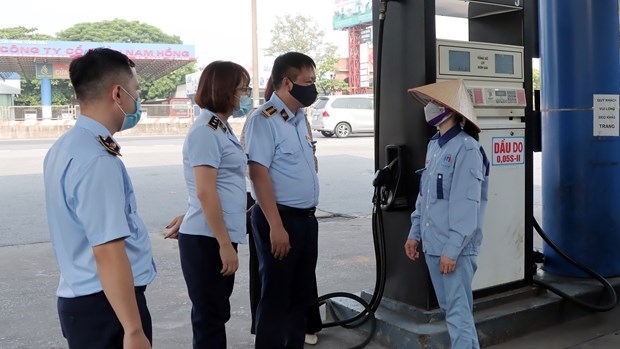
[0, 213, 391, 349]
[2, 213, 620, 348]
[3, 212, 620, 349]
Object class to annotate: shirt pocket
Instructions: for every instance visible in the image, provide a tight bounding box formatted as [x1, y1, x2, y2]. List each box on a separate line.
[275, 140, 301, 166]
[435, 170, 453, 201]
[467, 168, 484, 202]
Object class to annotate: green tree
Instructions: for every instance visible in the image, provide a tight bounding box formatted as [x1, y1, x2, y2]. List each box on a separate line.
[533, 68, 540, 91]
[0, 27, 67, 105]
[0, 26, 53, 40]
[56, 19, 195, 101]
[1, 20, 195, 105]
[14, 79, 72, 106]
[265, 14, 348, 95]
[57, 19, 182, 44]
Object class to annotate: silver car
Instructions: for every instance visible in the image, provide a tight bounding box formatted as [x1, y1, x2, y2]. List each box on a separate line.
[309, 94, 374, 138]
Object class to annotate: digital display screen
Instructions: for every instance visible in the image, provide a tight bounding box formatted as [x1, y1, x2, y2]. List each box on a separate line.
[495, 90, 507, 97]
[449, 50, 470, 72]
[495, 54, 514, 74]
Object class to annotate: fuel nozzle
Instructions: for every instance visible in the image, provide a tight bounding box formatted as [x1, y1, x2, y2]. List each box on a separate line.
[373, 158, 398, 188]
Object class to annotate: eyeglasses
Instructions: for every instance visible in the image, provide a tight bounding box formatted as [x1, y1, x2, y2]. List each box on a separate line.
[236, 87, 252, 97]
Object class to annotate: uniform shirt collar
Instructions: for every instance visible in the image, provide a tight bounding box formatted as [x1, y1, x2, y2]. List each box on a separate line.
[431, 124, 462, 147]
[75, 115, 113, 138]
[269, 93, 298, 122]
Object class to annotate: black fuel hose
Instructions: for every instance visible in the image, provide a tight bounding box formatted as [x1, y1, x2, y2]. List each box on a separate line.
[532, 218, 617, 312]
[312, 3, 391, 348]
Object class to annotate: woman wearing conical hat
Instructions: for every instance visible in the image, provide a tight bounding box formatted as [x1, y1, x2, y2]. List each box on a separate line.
[404, 79, 490, 349]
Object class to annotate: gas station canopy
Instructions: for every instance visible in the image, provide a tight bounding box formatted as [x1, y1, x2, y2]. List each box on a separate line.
[0, 39, 196, 81]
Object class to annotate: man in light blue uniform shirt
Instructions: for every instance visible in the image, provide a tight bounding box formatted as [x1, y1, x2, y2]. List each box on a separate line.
[44, 48, 155, 349]
[405, 80, 490, 349]
[245, 94, 320, 208]
[243, 52, 320, 349]
[45, 116, 156, 297]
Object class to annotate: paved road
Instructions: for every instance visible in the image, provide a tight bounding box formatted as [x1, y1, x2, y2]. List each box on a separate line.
[1, 133, 562, 349]
[0, 134, 376, 247]
[0, 133, 388, 349]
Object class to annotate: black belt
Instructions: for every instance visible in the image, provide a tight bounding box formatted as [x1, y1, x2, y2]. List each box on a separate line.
[276, 204, 316, 217]
[67, 285, 147, 300]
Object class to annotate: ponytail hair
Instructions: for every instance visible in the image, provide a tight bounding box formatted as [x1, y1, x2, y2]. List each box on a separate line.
[463, 118, 480, 141]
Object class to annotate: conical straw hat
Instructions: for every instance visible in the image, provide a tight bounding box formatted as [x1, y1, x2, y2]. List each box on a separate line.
[408, 79, 480, 132]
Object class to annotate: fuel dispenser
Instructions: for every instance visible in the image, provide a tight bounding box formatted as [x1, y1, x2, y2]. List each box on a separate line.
[366, 0, 536, 310]
[324, 0, 537, 346]
[327, 1, 619, 347]
[434, 39, 528, 291]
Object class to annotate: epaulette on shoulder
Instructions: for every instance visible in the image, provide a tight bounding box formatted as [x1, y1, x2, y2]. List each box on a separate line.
[207, 115, 227, 132]
[97, 135, 122, 156]
[261, 105, 277, 118]
[462, 135, 477, 150]
[207, 115, 221, 130]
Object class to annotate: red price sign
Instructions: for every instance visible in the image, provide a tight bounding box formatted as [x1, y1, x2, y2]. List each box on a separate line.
[492, 137, 525, 165]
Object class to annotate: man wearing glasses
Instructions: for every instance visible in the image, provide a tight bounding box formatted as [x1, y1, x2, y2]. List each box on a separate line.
[242, 51, 320, 349]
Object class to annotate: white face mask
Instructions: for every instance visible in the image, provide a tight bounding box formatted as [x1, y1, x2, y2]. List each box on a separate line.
[424, 102, 452, 127]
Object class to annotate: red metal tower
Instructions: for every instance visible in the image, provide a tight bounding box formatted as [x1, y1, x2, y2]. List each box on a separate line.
[347, 24, 372, 94]
[348, 25, 363, 94]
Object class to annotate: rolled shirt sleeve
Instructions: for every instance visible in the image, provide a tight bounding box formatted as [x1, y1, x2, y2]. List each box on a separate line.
[408, 193, 423, 241]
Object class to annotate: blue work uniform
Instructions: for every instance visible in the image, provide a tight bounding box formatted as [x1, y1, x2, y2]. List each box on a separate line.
[44, 115, 156, 348]
[178, 110, 247, 349]
[408, 124, 489, 349]
[243, 93, 320, 349]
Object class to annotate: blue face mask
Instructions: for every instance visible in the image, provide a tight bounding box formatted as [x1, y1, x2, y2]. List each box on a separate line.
[117, 87, 142, 131]
[232, 95, 253, 118]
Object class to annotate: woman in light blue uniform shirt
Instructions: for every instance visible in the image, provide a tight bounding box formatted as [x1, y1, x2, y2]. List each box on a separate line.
[405, 79, 490, 349]
[166, 61, 252, 349]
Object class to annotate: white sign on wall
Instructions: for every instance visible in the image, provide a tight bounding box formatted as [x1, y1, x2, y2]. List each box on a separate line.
[360, 43, 369, 88]
[593, 94, 619, 136]
[491, 136, 525, 166]
[185, 72, 201, 96]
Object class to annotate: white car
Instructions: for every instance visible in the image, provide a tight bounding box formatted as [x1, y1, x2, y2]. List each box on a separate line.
[309, 94, 374, 138]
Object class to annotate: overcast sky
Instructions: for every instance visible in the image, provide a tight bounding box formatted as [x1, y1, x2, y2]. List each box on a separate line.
[3, 0, 470, 68]
[3, 0, 347, 66]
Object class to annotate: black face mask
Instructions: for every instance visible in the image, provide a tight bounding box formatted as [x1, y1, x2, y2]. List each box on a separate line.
[290, 82, 318, 107]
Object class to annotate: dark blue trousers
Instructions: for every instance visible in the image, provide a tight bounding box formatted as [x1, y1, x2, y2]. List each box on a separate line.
[248, 216, 323, 335]
[251, 205, 318, 349]
[179, 233, 237, 349]
[57, 287, 151, 349]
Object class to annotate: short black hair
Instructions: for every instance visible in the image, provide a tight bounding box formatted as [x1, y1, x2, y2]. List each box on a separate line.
[69, 48, 136, 102]
[271, 52, 316, 90]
